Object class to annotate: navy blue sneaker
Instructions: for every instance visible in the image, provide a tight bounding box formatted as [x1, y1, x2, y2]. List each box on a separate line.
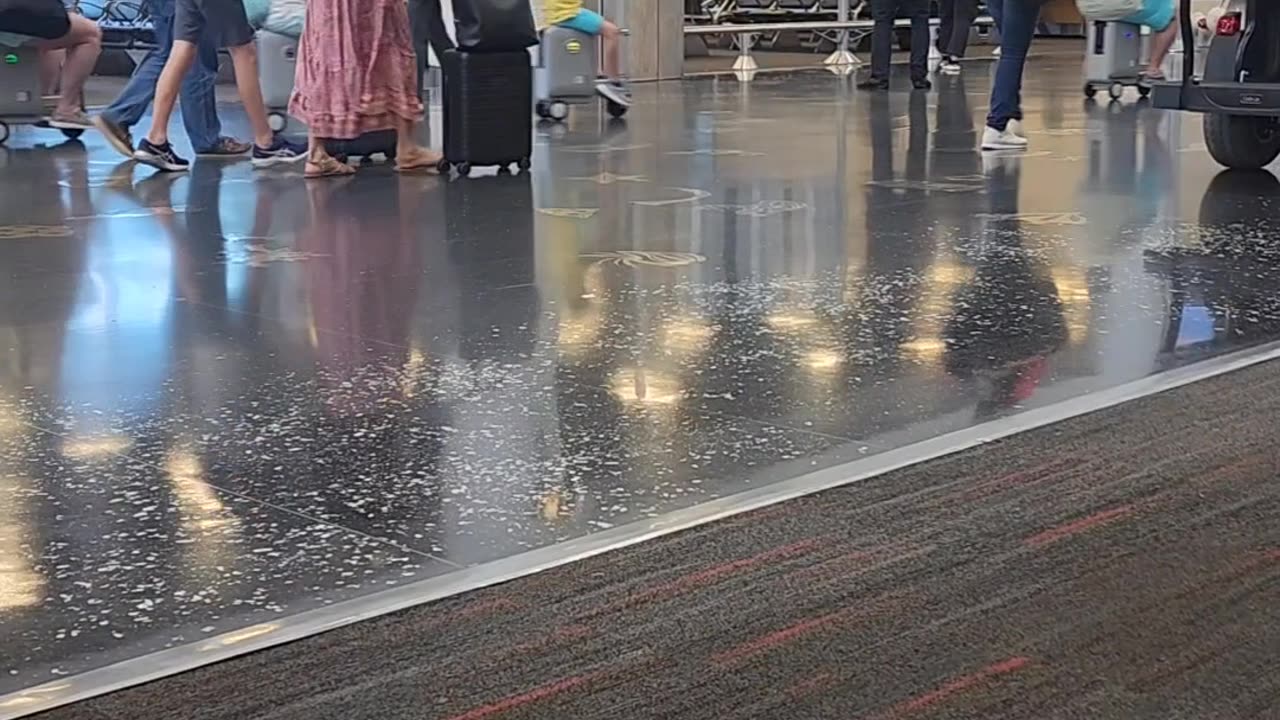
[251, 136, 307, 168]
[133, 138, 190, 173]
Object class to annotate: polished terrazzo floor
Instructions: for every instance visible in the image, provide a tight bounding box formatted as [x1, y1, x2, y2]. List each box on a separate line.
[3, 54, 1280, 703]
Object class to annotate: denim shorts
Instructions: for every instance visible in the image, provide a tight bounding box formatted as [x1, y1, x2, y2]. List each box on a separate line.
[556, 8, 605, 35]
[1122, 0, 1174, 31]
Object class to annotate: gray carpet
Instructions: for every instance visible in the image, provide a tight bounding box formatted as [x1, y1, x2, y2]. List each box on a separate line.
[39, 361, 1280, 720]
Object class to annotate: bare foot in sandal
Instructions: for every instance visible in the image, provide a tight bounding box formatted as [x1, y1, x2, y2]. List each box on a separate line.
[306, 153, 356, 179]
[395, 146, 443, 173]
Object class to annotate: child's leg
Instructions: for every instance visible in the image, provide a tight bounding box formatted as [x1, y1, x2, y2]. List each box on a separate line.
[1145, 4, 1179, 75]
[145, 41, 198, 145]
[225, 42, 274, 147]
[600, 20, 621, 80]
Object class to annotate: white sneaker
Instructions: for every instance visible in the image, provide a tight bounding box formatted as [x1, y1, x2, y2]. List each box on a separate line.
[1008, 119, 1023, 136]
[940, 59, 962, 74]
[992, 46, 1002, 57]
[981, 125, 1029, 151]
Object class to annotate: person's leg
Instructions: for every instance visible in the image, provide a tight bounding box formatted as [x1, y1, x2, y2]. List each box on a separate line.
[946, 0, 977, 58]
[144, 41, 198, 147]
[225, 42, 276, 148]
[37, 48, 64, 95]
[31, 16, 101, 124]
[861, 0, 894, 85]
[304, 133, 354, 177]
[1145, 5, 1179, 76]
[96, 5, 175, 155]
[181, 26, 236, 153]
[938, 0, 956, 56]
[988, 0, 1004, 35]
[600, 20, 622, 79]
[908, 0, 931, 85]
[985, 0, 1041, 134]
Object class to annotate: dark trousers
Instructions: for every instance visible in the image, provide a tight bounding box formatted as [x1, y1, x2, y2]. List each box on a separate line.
[937, 0, 978, 58]
[408, 0, 455, 80]
[869, 0, 930, 81]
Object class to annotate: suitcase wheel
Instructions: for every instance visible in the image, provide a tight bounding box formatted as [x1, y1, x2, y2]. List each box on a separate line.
[456, 163, 472, 177]
[606, 100, 628, 119]
[537, 100, 569, 122]
[268, 112, 288, 132]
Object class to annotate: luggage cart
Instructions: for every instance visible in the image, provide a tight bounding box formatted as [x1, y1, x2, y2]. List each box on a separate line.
[0, 43, 85, 145]
[1082, 20, 1149, 100]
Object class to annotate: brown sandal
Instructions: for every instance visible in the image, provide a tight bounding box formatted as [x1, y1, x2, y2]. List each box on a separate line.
[305, 155, 356, 179]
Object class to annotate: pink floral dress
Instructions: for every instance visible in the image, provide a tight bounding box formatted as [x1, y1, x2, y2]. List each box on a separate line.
[289, 0, 424, 139]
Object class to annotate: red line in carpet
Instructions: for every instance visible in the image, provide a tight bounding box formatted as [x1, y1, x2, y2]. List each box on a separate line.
[1024, 506, 1134, 548]
[453, 597, 522, 621]
[884, 657, 1031, 716]
[956, 456, 1081, 501]
[785, 671, 837, 698]
[443, 670, 605, 720]
[610, 537, 826, 609]
[711, 609, 850, 665]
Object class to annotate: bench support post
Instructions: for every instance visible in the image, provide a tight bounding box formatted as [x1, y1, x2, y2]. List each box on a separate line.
[731, 31, 758, 71]
[823, 0, 858, 66]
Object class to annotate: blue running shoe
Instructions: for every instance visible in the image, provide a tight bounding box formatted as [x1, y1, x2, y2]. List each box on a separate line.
[251, 136, 307, 168]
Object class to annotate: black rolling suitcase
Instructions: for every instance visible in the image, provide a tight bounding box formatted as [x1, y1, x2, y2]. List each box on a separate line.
[438, 49, 533, 177]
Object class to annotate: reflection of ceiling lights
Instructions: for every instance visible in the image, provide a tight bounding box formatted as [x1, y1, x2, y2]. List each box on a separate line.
[767, 312, 820, 332]
[609, 367, 682, 406]
[201, 623, 279, 650]
[62, 434, 133, 461]
[1052, 270, 1092, 346]
[901, 337, 946, 364]
[167, 449, 235, 532]
[663, 317, 712, 352]
[804, 349, 844, 373]
[0, 474, 42, 610]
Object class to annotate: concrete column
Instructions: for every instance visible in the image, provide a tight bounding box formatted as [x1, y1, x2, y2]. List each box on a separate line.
[600, 0, 684, 81]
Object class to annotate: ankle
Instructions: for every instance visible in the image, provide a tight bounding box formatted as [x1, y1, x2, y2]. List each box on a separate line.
[254, 134, 274, 149]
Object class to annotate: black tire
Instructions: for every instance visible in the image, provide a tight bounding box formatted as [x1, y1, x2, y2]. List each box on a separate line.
[60, 128, 84, 139]
[518, 156, 531, 171]
[1203, 114, 1280, 170]
[1083, 83, 1097, 99]
[606, 100, 628, 119]
[535, 100, 552, 120]
[457, 162, 472, 177]
[0, 121, 9, 145]
[437, 158, 451, 174]
[1137, 85, 1151, 98]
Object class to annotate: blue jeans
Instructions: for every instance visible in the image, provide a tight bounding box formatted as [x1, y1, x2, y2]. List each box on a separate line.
[985, 0, 1045, 131]
[101, 0, 221, 151]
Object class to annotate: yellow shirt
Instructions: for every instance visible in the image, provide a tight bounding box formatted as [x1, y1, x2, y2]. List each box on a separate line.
[544, 0, 583, 25]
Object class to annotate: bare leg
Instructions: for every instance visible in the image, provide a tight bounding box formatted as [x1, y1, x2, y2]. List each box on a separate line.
[146, 41, 198, 145]
[393, 116, 441, 171]
[601, 22, 621, 79]
[38, 49, 64, 95]
[225, 43, 274, 147]
[31, 17, 100, 116]
[1146, 11, 1179, 76]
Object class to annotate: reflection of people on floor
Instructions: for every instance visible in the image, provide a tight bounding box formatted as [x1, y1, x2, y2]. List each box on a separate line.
[943, 161, 1067, 420]
[852, 91, 933, 369]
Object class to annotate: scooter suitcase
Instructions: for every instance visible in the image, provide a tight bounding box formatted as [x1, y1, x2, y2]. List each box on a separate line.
[438, 49, 533, 177]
